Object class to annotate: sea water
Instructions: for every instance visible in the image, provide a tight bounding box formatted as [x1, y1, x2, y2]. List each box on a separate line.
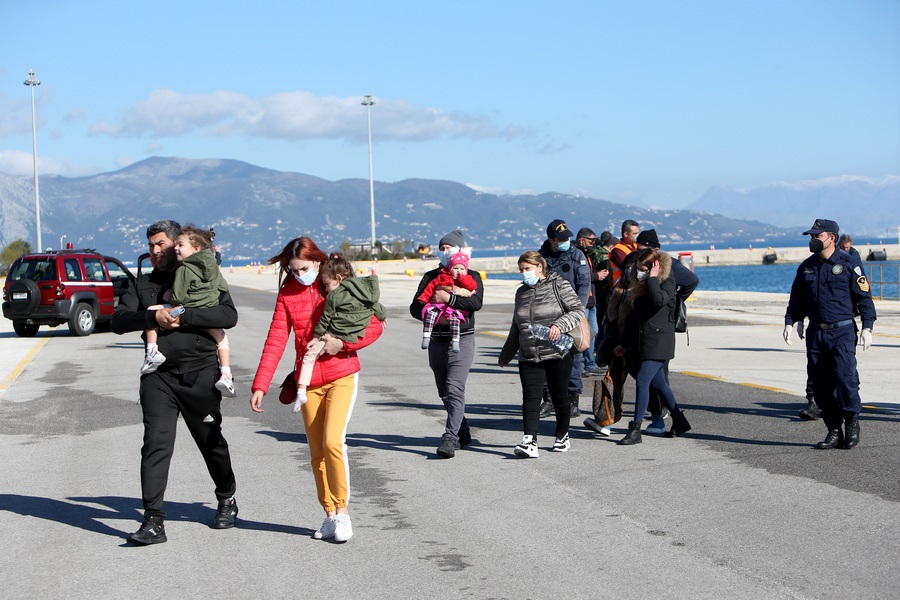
[491, 261, 899, 299]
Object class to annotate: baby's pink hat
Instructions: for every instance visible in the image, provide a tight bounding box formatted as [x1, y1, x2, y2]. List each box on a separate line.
[448, 252, 469, 269]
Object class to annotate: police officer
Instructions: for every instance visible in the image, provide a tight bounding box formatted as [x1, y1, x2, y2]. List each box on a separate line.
[538, 219, 591, 418]
[112, 220, 239, 544]
[784, 219, 876, 449]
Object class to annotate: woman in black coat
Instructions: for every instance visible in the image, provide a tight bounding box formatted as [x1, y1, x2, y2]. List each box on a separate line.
[609, 247, 691, 445]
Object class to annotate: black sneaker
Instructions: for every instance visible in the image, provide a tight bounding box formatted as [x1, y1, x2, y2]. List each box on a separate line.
[436, 435, 460, 458]
[127, 517, 167, 545]
[213, 497, 238, 529]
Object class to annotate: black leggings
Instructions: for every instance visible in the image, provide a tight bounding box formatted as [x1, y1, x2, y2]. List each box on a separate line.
[519, 353, 574, 439]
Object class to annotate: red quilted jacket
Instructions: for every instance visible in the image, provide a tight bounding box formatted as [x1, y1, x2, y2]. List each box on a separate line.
[251, 277, 384, 394]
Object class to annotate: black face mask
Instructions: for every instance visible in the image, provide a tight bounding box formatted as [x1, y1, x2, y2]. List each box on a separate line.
[809, 238, 825, 253]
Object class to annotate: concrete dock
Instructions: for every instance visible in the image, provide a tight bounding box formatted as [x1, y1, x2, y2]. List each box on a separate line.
[1, 269, 898, 599]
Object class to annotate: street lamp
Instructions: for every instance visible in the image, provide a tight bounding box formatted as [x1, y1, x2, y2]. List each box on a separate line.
[361, 95, 375, 254]
[24, 70, 42, 252]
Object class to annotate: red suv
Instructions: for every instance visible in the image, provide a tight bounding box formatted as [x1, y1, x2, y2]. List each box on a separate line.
[2, 249, 136, 337]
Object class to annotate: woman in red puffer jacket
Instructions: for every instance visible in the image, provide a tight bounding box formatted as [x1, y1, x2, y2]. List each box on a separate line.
[250, 237, 384, 543]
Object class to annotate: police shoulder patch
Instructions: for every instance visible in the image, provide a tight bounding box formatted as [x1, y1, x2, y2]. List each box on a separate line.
[857, 276, 870, 292]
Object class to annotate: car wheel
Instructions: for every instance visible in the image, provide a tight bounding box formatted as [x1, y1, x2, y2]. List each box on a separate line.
[68, 302, 96, 336]
[8, 279, 42, 313]
[12, 320, 40, 337]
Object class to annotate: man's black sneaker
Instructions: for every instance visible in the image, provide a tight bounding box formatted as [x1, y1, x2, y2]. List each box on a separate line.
[127, 517, 167, 545]
[436, 435, 460, 458]
[213, 497, 238, 529]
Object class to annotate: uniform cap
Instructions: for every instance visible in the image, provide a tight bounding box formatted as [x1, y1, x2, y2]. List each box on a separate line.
[546, 219, 573, 241]
[803, 219, 839, 236]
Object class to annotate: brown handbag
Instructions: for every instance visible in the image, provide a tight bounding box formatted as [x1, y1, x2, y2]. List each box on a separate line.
[592, 372, 623, 426]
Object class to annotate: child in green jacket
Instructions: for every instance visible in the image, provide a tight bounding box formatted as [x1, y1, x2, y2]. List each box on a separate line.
[142, 225, 236, 397]
[294, 254, 387, 412]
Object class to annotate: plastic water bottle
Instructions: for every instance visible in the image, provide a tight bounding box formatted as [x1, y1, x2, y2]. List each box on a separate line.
[529, 324, 574, 352]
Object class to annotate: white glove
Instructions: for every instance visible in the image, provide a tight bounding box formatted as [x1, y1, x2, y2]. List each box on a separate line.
[783, 324, 794, 346]
[860, 329, 873, 351]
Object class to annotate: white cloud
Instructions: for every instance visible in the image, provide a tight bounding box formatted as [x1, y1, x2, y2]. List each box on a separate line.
[0, 149, 93, 177]
[87, 89, 525, 143]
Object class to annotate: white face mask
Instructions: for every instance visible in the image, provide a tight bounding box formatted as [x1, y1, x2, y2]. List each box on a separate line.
[636, 270, 649, 282]
[439, 246, 460, 267]
[522, 270, 539, 286]
[556, 241, 571, 252]
[294, 269, 318, 286]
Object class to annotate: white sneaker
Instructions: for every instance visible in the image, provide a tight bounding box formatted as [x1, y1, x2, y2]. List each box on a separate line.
[333, 514, 353, 542]
[140, 350, 166, 374]
[514, 435, 539, 458]
[313, 516, 336, 539]
[584, 418, 611, 437]
[552, 433, 571, 452]
[215, 373, 236, 398]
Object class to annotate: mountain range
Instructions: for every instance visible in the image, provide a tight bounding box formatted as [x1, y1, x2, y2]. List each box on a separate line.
[1, 157, 894, 261]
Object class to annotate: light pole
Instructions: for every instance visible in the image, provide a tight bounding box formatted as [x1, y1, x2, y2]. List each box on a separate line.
[24, 70, 42, 252]
[361, 95, 375, 254]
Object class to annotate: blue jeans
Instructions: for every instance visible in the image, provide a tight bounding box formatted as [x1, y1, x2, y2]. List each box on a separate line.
[582, 306, 599, 369]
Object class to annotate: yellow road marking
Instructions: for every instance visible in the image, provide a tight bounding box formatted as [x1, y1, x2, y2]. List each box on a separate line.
[0, 337, 51, 390]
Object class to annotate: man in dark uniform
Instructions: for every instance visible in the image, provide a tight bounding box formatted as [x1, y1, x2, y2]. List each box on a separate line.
[539, 219, 591, 419]
[112, 220, 239, 544]
[784, 219, 876, 449]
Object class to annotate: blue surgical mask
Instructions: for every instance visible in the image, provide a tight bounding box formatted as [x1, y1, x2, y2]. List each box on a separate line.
[522, 270, 539, 286]
[439, 246, 460, 267]
[556, 241, 571, 252]
[294, 269, 318, 286]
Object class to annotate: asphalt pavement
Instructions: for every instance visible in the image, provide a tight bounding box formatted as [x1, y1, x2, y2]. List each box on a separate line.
[1, 269, 898, 600]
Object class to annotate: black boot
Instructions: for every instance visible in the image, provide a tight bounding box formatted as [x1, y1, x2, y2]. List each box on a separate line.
[617, 421, 642, 445]
[568, 391, 580, 419]
[539, 389, 553, 418]
[816, 428, 844, 449]
[664, 410, 692, 438]
[127, 516, 167, 545]
[843, 419, 860, 449]
[799, 395, 821, 420]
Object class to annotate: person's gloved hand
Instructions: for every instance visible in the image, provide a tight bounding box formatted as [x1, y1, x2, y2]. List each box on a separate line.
[860, 329, 873, 351]
[783, 324, 794, 345]
[796, 320, 805, 340]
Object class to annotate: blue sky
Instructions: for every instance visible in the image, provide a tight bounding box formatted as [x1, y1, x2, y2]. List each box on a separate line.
[1, 0, 897, 208]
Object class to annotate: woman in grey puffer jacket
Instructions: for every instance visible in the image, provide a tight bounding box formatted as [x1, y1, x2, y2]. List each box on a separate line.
[499, 251, 586, 457]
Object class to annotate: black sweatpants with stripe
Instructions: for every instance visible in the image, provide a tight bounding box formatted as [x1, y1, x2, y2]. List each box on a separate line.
[139, 365, 236, 519]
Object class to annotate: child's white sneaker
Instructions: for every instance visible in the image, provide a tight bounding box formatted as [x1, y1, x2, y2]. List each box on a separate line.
[215, 371, 236, 398]
[140, 349, 166, 374]
[421, 336, 431, 350]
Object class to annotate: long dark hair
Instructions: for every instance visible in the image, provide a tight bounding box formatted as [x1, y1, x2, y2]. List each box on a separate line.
[269, 237, 329, 287]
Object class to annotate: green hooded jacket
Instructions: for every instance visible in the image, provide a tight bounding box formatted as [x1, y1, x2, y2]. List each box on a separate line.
[316, 275, 388, 341]
[170, 248, 229, 308]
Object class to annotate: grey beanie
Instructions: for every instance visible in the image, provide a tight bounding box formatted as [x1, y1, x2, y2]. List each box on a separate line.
[439, 229, 466, 248]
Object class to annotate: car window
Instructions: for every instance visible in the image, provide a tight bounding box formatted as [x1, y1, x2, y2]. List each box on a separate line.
[9, 258, 56, 281]
[83, 258, 109, 282]
[64, 258, 83, 281]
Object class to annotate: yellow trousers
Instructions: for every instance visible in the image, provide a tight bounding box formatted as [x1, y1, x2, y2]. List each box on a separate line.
[301, 373, 358, 512]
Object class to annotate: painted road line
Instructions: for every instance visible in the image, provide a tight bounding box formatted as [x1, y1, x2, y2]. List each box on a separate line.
[0, 337, 52, 391]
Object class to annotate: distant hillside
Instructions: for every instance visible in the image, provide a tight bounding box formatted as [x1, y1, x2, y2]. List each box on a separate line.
[688, 176, 900, 236]
[1, 156, 796, 261]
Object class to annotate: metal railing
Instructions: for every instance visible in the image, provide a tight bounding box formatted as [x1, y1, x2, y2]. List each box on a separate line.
[864, 262, 899, 301]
